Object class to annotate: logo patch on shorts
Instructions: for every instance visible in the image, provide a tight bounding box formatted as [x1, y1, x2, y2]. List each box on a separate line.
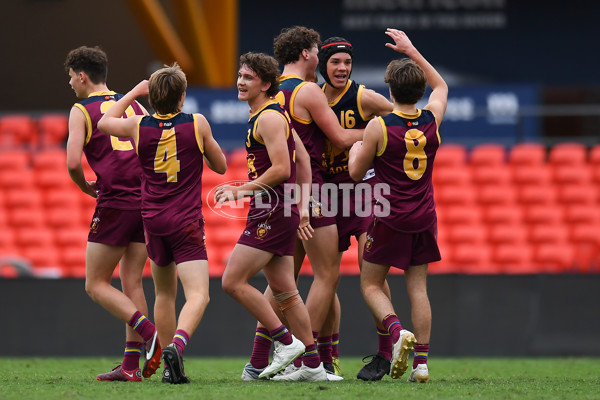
[255, 223, 271, 239]
[90, 217, 100, 233]
[365, 234, 374, 252]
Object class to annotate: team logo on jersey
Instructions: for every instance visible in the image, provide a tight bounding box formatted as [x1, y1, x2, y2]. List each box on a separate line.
[255, 223, 271, 239]
[365, 234, 374, 252]
[90, 217, 100, 233]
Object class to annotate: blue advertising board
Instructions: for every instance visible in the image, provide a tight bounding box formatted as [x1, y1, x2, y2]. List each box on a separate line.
[184, 84, 540, 151]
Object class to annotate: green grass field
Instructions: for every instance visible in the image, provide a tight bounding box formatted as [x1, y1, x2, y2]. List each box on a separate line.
[2, 357, 599, 400]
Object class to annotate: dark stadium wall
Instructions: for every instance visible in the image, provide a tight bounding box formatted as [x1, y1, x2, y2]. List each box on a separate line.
[2, 0, 600, 111]
[1, 275, 598, 357]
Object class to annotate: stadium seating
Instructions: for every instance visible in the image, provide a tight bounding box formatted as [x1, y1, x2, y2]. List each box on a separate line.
[2, 136, 600, 277]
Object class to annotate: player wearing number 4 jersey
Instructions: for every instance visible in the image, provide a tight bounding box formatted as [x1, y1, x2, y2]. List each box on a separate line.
[65, 46, 161, 382]
[98, 63, 227, 384]
[349, 29, 449, 383]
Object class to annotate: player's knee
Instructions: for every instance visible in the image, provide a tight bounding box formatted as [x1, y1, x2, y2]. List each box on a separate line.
[273, 290, 302, 313]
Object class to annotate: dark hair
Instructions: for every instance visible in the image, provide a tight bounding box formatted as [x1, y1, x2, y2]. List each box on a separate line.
[148, 63, 187, 115]
[64, 46, 108, 84]
[318, 36, 353, 86]
[273, 26, 321, 65]
[384, 58, 426, 105]
[239, 52, 280, 97]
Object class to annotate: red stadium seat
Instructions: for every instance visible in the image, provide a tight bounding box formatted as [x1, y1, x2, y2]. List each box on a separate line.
[0, 169, 35, 190]
[493, 243, 534, 274]
[0, 150, 31, 172]
[46, 207, 83, 228]
[471, 165, 511, 186]
[469, 144, 507, 166]
[522, 204, 564, 225]
[4, 188, 43, 211]
[508, 143, 547, 166]
[532, 242, 575, 273]
[569, 223, 600, 273]
[32, 149, 67, 172]
[37, 113, 68, 148]
[516, 184, 558, 205]
[551, 165, 591, 185]
[435, 185, 477, 206]
[35, 169, 74, 191]
[528, 223, 569, 244]
[433, 165, 471, 187]
[511, 165, 552, 186]
[0, 114, 38, 149]
[482, 205, 523, 226]
[450, 243, 495, 274]
[60, 246, 87, 277]
[446, 224, 487, 245]
[434, 144, 468, 167]
[548, 142, 587, 166]
[476, 184, 517, 205]
[438, 205, 482, 226]
[563, 205, 600, 226]
[556, 184, 597, 205]
[14, 227, 54, 248]
[8, 208, 46, 228]
[487, 224, 528, 245]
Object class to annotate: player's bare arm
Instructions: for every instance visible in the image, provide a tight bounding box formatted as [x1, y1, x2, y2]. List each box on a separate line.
[97, 80, 147, 140]
[385, 28, 448, 126]
[348, 118, 382, 181]
[360, 88, 393, 118]
[293, 129, 313, 240]
[66, 106, 97, 198]
[298, 82, 363, 148]
[197, 113, 227, 175]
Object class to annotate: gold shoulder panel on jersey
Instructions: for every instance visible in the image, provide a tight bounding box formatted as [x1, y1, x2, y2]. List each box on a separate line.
[73, 103, 93, 146]
[193, 114, 204, 154]
[356, 84, 372, 121]
[289, 82, 312, 125]
[376, 116, 388, 157]
[135, 117, 143, 155]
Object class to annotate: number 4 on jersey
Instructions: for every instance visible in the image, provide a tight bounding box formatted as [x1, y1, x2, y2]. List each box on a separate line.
[154, 128, 180, 182]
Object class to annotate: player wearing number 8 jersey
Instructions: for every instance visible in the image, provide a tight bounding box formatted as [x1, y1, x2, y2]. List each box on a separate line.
[98, 63, 227, 384]
[349, 29, 449, 383]
[65, 46, 161, 382]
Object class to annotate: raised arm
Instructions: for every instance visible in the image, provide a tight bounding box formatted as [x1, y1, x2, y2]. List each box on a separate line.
[385, 28, 448, 126]
[97, 80, 147, 139]
[197, 113, 227, 174]
[298, 82, 363, 148]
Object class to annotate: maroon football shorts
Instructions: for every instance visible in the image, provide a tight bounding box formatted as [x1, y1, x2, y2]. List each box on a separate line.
[88, 207, 145, 246]
[145, 219, 207, 267]
[237, 205, 299, 257]
[363, 218, 440, 270]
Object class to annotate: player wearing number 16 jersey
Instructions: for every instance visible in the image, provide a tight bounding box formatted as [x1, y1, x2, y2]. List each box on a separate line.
[98, 63, 227, 384]
[349, 29, 449, 384]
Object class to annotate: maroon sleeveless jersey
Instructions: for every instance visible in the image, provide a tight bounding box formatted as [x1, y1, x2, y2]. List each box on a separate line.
[276, 75, 327, 185]
[136, 112, 204, 235]
[245, 100, 296, 207]
[74, 91, 144, 210]
[374, 109, 441, 233]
